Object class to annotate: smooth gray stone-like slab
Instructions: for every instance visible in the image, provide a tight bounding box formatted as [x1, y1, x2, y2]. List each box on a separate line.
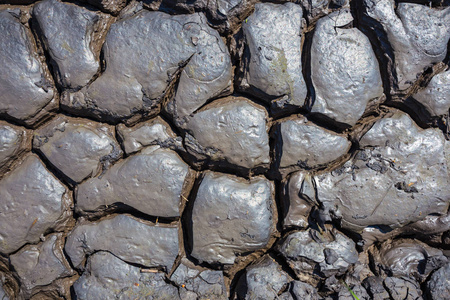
[0, 154, 72, 255]
[117, 116, 183, 155]
[281, 171, 316, 229]
[427, 263, 450, 300]
[237, 255, 291, 300]
[171, 258, 227, 299]
[65, 214, 179, 271]
[240, 2, 307, 111]
[0, 122, 30, 174]
[311, 9, 383, 126]
[32, 0, 107, 89]
[364, 0, 450, 90]
[0, 9, 56, 126]
[9, 233, 74, 296]
[191, 171, 276, 264]
[278, 228, 358, 279]
[371, 239, 447, 282]
[62, 10, 231, 123]
[73, 251, 180, 300]
[76, 146, 194, 217]
[184, 97, 270, 171]
[34, 116, 122, 184]
[315, 112, 450, 232]
[275, 116, 351, 173]
[413, 70, 450, 117]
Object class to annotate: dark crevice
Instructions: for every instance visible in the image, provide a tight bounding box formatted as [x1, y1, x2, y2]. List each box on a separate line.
[395, 0, 450, 8]
[180, 173, 203, 266]
[0, 1, 448, 299]
[267, 121, 282, 181]
[74, 203, 179, 225]
[80, 249, 168, 273]
[268, 250, 300, 282]
[302, 20, 316, 113]
[355, 0, 397, 99]
[113, 124, 128, 158]
[273, 179, 285, 235]
[28, 10, 63, 97]
[228, 265, 246, 300]
[175, 138, 270, 180]
[187, 86, 235, 117]
[31, 148, 75, 189]
[0, 115, 37, 131]
[230, 91, 272, 116]
[62, 236, 81, 275]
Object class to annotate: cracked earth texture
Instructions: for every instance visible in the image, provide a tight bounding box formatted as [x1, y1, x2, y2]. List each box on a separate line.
[0, 0, 449, 299]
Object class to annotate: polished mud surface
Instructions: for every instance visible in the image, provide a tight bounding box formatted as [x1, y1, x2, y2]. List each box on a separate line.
[0, 0, 449, 299]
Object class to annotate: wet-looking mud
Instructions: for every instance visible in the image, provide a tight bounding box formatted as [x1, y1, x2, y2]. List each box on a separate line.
[0, 0, 449, 299]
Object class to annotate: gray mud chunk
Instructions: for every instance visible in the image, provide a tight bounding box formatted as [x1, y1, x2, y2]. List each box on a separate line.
[9, 233, 74, 296]
[76, 146, 194, 217]
[288, 281, 320, 300]
[338, 283, 370, 300]
[117, 116, 183, 155]
[167, 18, 233, 124]
[65, 214, 179, 271]
[33, 116, 122, 184]
[316, 111, 450, 233]
[311, 9, 383, 126]
[73, 251, 180, 300]
[302, 0, 329, 20]
[0, 122, 30, 174]
[191, 171, 276, 264]
[427, 263, 450, 300]
[362, 276, 390, 300]
[171, 258, 227, 299]
[363, 0, 450, 90]
[32, 0, 108, 89]
[413, 69, 450, 117]
[240, 3, 307, 111]
[275, 116, 351, 174]
[62, 10, 231, 123]
[145, 0, 251, 33]
[81, 0, 127, 14]
[364, 276, 423, 300]
[281, 171, 316, 229]
[301, 0, 338, 22]
[184, 97, 270, 171]
[360, 210, 450, 247]
[371, 239, 448, 281]
[0, 9, 56, 126]
[207, 0, 254, 33]
[0, 154, 72, 255]
[384, 277, 422, 300]
[237, 255, 292, 300]
[278, 228, 358, 280]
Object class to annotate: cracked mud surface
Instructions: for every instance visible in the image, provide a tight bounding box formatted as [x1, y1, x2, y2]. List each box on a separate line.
[0, 0, 449, 299]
